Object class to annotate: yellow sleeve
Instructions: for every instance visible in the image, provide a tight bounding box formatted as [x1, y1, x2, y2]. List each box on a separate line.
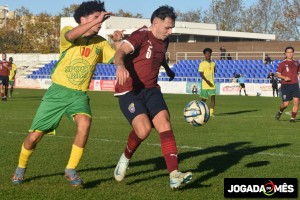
[99, 40, 116, 64]
[60, 26, 73, 54]
[199, 62, 204, 72]
[13, 63, 17, 71]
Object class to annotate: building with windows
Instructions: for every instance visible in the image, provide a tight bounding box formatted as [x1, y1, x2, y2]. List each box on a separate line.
[61, 16, 276, 43]
[0, 5, 15, 28]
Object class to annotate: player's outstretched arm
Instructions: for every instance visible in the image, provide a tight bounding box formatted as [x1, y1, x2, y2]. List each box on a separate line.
[115, 42, 132, 85]
[65, 11, 112, 42]
[109, 30, 125, 50]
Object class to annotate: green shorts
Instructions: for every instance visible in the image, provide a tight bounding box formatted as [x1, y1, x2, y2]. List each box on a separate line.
[200, 89, 216, 99]
[9, 80, 14, 87]
[29, 83, 92, 133]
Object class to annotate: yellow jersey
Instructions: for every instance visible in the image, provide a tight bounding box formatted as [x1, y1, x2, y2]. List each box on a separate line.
[198, 60, 216, 89]
[9, 63, 17, 81]
[51, 26, 115, 91]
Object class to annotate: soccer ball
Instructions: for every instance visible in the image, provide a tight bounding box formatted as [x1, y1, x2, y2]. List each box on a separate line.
[183, 100, 210, 126]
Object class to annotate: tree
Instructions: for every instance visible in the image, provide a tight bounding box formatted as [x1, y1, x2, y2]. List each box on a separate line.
[113, 9, 143, 18]
[0, 7, 32, 53]
[58, 4, 79, 17]
[241, 0, 298, 41]
[176, 9, 202, 22]
[282, 0, 300, 40]
[239, 5, 261, 32]
[24, 12, 60, 53]
[203, 0, 244, 31]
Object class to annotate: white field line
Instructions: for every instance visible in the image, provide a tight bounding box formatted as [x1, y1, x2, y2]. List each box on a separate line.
[8, 131, 300, 159]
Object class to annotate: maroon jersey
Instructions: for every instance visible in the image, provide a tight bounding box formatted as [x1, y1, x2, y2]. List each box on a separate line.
[115, 26, 168, 94]
[277, 59, 300, 84]
[0, 61, 11, 76]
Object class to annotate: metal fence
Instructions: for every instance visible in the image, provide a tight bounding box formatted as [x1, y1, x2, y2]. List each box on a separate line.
[175, 51, 300, 63]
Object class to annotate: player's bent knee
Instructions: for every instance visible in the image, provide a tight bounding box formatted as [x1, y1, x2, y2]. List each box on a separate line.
[134, 126, 151, 139]
[26, 132, 43, 146]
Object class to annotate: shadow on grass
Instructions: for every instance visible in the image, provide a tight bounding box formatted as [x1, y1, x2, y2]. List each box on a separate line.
[182, 142, 290, 190]
[24, 142, 290, 190]
[217, 109, 259, 116]
[245, 161, 270, 168]
[122, 141, 290, 190]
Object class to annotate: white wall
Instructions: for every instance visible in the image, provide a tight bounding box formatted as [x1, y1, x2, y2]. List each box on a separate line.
[15, 77, 279, 97]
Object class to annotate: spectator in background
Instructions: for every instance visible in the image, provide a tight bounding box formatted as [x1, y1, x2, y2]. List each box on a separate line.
[265, 54, 272, 64]
[227, 53, 232, 60]
[199, 47, 216, 116]
[165, 54, 170, 64]
[8, 57, 17, 98]
[238, 73, 248, 96]
[275, 46, 300, 123]
[192, 84, 197, 94]
[267, 72, 279, 97]
[220, 46, 226, 60]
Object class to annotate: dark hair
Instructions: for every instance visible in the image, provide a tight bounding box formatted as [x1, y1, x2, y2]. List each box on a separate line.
[74, 0, 106, 24]
[203, 48, 212, 54]
[285, 46, 294, 53]
[150, 5, 176, 23]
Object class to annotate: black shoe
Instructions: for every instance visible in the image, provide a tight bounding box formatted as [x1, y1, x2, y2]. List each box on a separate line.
[290, 118, 295, 123]
[275, 112, 282, 120]
[2, 97, 7, 101]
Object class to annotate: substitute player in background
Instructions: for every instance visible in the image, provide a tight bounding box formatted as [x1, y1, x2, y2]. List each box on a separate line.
[199, 48, 216, 116]
[8, 57, 17, 98]
[0, 53, 12, 101]
[275, 47, 300, 122]
[12, 0, 124, 186]
[113, 5, 192, 190]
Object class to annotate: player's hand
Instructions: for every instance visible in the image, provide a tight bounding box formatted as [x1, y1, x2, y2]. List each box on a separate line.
[97, 11, 112, 24]
[165, 68, 175, 81]
[110, 30, 125, 42]
[116, 65, 129, 86]
[284, 77, 291, 81]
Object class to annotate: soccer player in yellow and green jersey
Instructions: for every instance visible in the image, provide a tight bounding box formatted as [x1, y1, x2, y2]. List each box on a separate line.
[8, 57, 17, 98]
[198, 48, 216, 116]
[12, 0, 124, 187]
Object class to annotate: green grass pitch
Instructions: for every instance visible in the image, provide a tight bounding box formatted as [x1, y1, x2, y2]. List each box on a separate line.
[0, 89, 299, 199]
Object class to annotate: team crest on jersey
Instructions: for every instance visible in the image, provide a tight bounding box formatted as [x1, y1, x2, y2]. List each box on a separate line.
[96, 48, 101, 55]
[65, 59, 92, 86]
[128, 103, 135, 113]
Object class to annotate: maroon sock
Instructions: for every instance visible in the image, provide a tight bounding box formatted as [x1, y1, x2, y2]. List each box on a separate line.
[160, 130, 178, 173]
[291, 112, 297, 118]
[279, 106, 285, 113]
[124, 130, 143, 159]
[1, 93, 4, 97]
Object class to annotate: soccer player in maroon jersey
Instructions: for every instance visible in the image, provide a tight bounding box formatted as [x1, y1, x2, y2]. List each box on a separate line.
[113, 5, 192, 190]
[0, 53, 12, 101]
[275, 47, 300, 122]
